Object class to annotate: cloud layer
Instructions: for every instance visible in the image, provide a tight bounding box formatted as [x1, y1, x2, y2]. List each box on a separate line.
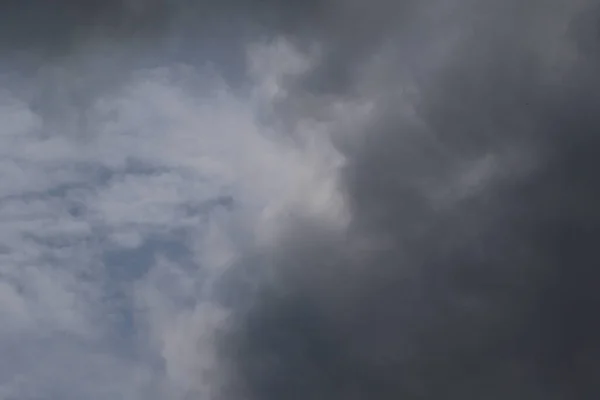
[1, 0, 600, 399]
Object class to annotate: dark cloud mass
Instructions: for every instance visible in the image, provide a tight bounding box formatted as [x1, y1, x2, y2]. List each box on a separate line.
[0, 0, 167, 51]
[3, 0, 600, 399]
[0, 0, 321, 56]
[217, 1, 600, 400]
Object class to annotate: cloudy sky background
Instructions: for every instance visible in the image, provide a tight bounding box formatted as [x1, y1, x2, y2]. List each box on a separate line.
[1, 1, 600, 399]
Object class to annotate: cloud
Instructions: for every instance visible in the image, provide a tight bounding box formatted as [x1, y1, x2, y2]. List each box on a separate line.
[3, 1, 600, 399]
[220, 1, 600, 399]
[0, 33, 345, 399]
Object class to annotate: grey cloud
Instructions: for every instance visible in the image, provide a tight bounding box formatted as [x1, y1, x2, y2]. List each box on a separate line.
[0, 0, 326, 124]
[220, 1, 600, 399]
[0, 0, 170, 54]
[0, 0, 321, 74]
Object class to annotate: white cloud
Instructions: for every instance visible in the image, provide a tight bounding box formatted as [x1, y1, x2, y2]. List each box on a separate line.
[0, 39, 353, 399]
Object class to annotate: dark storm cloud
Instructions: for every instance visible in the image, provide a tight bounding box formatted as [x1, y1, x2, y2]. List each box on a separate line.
[219, 1, 600, 399]
[0, 0, 327, 97]
[0, 0, 322, 54]
[0, 0, 170, 53]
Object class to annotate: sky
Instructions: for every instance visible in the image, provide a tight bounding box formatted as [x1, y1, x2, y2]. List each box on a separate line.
[0, 0, 600, 399]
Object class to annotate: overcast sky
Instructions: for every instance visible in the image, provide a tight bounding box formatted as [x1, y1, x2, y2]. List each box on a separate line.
[0, 1, 599, 399]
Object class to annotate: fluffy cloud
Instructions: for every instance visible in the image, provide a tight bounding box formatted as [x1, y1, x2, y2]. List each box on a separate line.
[0, 36, 348, 399]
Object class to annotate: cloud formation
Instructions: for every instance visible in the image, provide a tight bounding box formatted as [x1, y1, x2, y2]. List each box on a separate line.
[220, 1, 600, 400]
[0, 33, 340, 397]
[1, 0, 600, 399]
